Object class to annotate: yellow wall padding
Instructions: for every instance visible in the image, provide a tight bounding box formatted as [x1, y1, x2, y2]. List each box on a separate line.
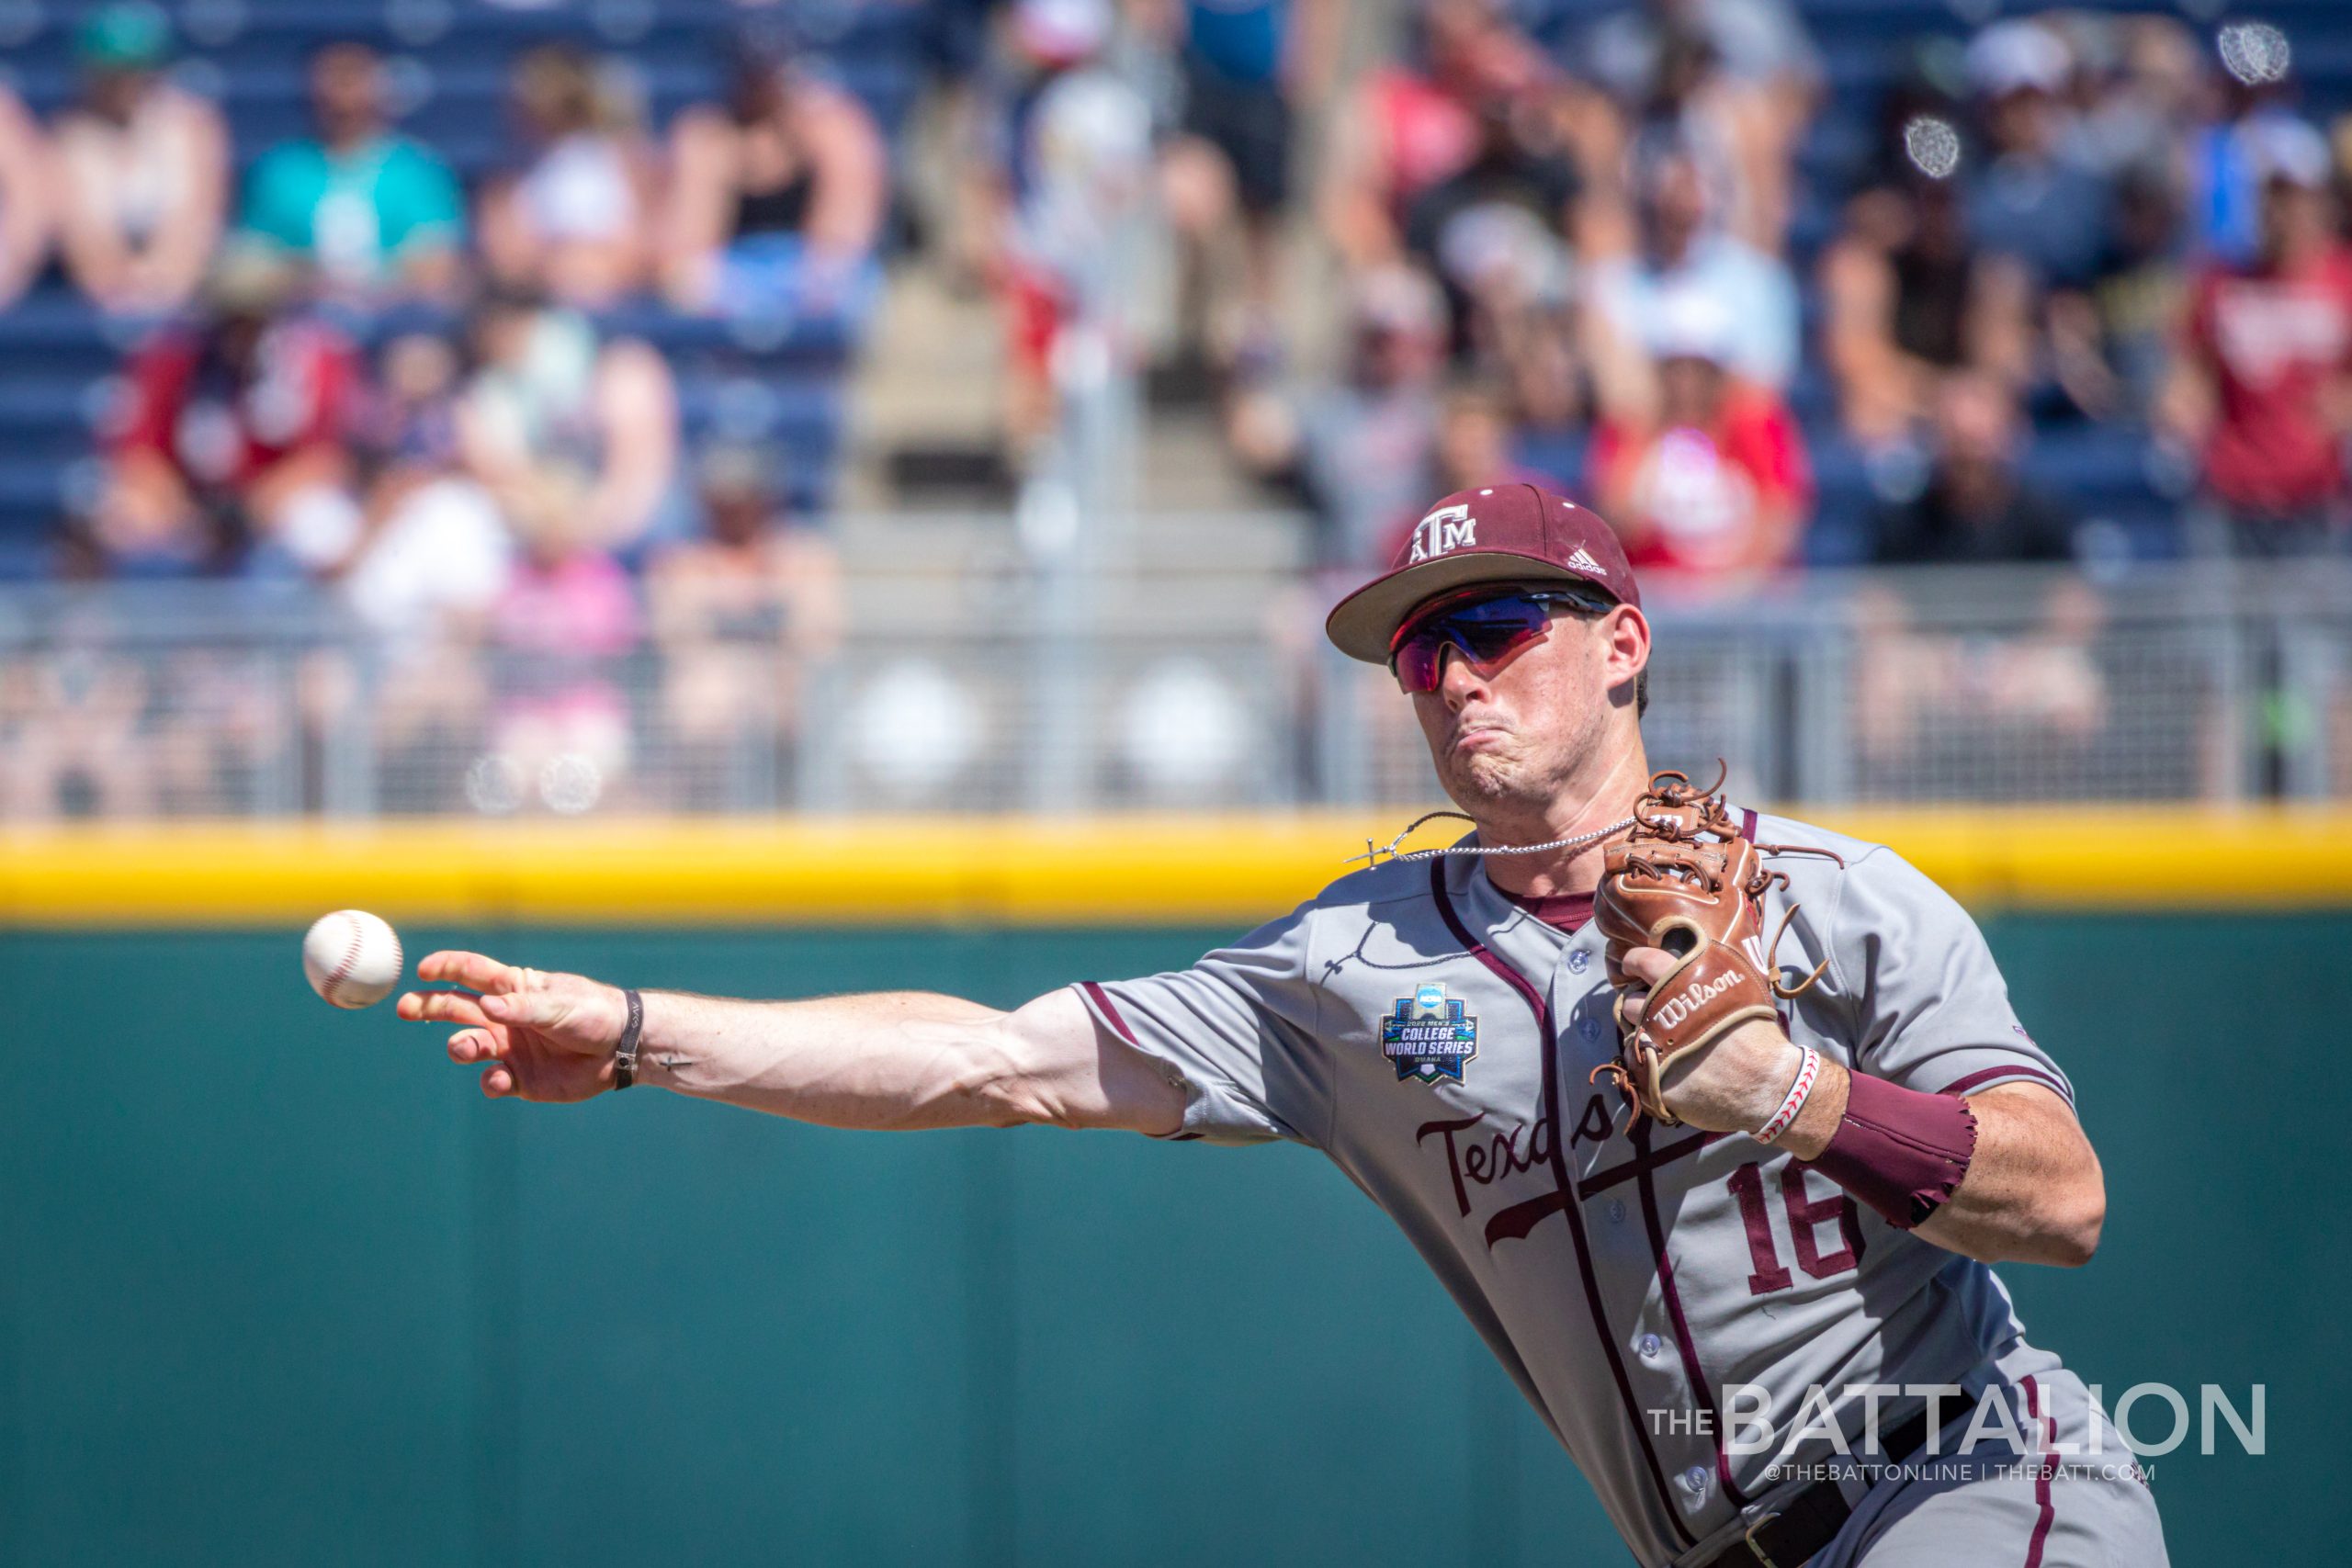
[2, 808, 2347, 928]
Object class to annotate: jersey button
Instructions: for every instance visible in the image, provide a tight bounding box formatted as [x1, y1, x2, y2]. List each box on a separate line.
[1682, 1465, 1709, 1495]
[1608, 1199, 1626, 1224]
[1638, 1333, 1663, 1360]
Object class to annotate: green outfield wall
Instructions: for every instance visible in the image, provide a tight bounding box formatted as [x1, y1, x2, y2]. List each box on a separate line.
[2, 915, 2342, 1567]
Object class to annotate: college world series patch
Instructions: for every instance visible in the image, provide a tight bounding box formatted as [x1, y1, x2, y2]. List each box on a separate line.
[1383, 983, 1479, 1084]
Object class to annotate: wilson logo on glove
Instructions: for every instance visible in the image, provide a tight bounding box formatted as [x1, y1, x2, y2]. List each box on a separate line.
[1652, 971, 1745, 1032]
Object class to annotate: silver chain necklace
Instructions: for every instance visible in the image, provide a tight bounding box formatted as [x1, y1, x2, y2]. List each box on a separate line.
[1346, 812, 1639, 871]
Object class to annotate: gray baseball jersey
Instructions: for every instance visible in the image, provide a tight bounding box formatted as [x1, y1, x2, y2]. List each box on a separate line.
[1073, 807, 2165, 1566]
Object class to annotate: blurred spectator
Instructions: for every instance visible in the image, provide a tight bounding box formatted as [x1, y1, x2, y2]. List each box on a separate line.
[1849, 377, 2108, 784]
[239, 42, 466, 302]
[1322, 0, 1550, 273]
[2070, 162, 2189, 422]
[484, 469, 641, 813]
[2161, 118, 2352, 557]
[478, 45, 658, 310]
[1596, 22, 1808, 256]
[458, 289, 685, 564]
[1498, 296, 1587, 428]
[1818, 170, 2032, 446]
[661, 30, 888, 319]
[1871, 371, 2078, 564]
[99, 250, 366, 578]
[1374, 379, 1558, 559]
[2064, 16, 2202, 183]
[320, 333, 509, 808]
[1430, 380, 1544, 499]
[1589, 139, 1798, 394]
[1962, 20, 2112, 296]
[1403, 80, 1582, 355]
[0, 81, 52, 310]
[1155, 0, 1339, 374]
[986, 0, 1155, 454]
[1937, 20, 2129, 432]
[1588, 285, 1809, 581]
[648, 445, 844, 806]
[1226, 265, 1446, 570]
[341, 333, 513, 645]
[48, 3, 226, 317]
[1583, 0, 1820, 118]
[366, 331, 467, 480]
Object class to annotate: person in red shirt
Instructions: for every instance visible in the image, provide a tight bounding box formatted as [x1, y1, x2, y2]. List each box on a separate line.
[102, 248, 364, 574]
[1587, 284, 1811, 584]
[2161, 118, 2352, 556]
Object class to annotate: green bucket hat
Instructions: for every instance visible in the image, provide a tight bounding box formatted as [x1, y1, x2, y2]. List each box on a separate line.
[76, 3, 173, 72]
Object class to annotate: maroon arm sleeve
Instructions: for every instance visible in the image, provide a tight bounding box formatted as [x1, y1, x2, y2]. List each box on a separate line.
[1804, 1073, 1979, 1230]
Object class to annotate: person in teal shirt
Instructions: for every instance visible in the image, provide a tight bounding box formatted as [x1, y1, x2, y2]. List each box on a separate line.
[238, 40, 465, 299]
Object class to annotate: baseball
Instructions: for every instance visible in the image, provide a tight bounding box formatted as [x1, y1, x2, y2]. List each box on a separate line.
[302, 910, 405, 1010]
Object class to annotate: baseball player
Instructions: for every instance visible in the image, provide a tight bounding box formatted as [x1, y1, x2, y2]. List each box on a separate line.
[400, 482, 2166, 1566]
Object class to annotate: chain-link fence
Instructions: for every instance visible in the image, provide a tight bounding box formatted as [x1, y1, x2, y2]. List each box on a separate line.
[1, 558, 2346, 819]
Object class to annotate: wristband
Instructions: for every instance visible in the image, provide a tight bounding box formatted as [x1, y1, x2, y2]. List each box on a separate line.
[1806, 1073, 1978, 1229]
[1752, 1045, 1820, 1145]
[611, 987, 644, 1090]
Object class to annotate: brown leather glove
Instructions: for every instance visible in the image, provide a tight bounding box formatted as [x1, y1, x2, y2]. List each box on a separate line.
[1591, 768, 1828, 1129]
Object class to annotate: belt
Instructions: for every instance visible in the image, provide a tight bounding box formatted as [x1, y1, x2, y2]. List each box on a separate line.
[1695, 1407, 1933, 1568]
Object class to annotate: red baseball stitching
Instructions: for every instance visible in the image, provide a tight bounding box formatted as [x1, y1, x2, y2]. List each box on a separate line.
[322, 915, 365, 1004]
[1756, 1046, 1819, 1145]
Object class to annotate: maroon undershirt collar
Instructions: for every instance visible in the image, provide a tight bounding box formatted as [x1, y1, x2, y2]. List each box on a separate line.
[1498, 886, 1596, 933]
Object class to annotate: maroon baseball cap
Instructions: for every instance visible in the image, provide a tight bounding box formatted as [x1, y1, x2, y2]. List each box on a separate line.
[1324, 483, 1641, 664]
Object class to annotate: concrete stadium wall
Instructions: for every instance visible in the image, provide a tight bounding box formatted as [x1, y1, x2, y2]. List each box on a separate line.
[1, 903, 2343, 1566]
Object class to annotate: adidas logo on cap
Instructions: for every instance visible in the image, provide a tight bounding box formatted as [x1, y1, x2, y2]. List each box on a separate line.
[1564, 547, 1604, 575]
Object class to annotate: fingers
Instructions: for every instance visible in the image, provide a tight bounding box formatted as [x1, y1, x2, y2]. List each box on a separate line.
[1614, 946, 1679, 1038]
[447, 1027, 508, 1065]
[481, 1064, 516, 1098]
[478, 987, 558, 1030]
[415, 951, 522, 993]
[1618, 946, 1679, 987]
[399, 990, 494, 1028]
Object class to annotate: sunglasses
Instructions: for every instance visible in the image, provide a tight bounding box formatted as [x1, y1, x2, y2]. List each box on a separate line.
[1388, 588, 1612, 694]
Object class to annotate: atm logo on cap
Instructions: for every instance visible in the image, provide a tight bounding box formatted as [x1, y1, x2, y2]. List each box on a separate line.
[1408, 503, 1476, 562]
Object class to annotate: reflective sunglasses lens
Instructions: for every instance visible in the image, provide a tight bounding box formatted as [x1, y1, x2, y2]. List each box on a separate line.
[1390, 593, 1553, 692]
[1394, 637, 1443, 692]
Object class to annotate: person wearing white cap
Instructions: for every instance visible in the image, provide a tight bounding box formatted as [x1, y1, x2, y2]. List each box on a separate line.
[1588, 140, 1800, 395]
[2160, 112, 2352, 556]
[1588, 281, 1811, 581]
[1962, 18, 2112, 294]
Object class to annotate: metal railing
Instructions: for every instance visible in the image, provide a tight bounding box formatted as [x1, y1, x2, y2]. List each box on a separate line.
[0, 558, 2344, 819]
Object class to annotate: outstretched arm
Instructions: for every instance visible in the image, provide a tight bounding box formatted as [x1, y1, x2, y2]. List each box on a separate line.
[398, 951, 1185, 1135]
